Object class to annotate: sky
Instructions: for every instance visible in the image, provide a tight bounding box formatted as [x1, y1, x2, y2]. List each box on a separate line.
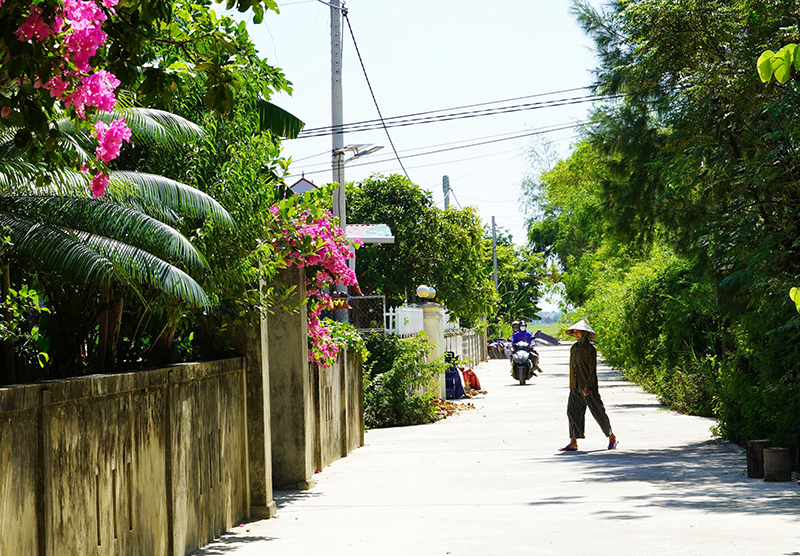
[242, 1, 601, 309]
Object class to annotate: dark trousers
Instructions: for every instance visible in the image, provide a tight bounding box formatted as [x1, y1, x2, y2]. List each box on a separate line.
[567, 388, 612, 439]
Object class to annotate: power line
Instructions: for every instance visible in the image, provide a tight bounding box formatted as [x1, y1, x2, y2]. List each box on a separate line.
[293, 122, 584, 171]
[290, 149, 331, 163]
[457, 195, 520, 204]
[449, 189, 464, 210]
[313, 0, 342, 9]
[294, 86, 594, 137]
[343, 11, 410, 180]
[293, 94, 611, 138]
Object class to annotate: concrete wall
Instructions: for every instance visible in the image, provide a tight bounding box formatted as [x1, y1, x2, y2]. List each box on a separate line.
[268, 267, 315, 490]
[0, 269, 366, 555]
[269, 266, 365, 489]
[0, 359, 248, 556]
[312, 348, 364, 472]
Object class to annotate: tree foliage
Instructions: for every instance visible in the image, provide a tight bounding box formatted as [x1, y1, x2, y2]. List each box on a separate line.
[527, 0, 800, 447]
[0, 0, 305, 381]
[485, 225, 545, 326]
[346, 174, 496, 326]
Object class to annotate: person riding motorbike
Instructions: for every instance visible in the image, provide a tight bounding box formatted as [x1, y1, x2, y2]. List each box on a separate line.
[509, 320, 543, 377]
[511, 320, 533, 344]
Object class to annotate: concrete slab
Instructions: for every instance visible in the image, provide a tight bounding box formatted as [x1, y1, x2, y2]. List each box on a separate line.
[194, 345, 800, 555]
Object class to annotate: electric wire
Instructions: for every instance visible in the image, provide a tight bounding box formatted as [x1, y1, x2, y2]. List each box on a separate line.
[294, 87, 592, 137]
[294, 94, 611, 138]
[294, 122, 584, 171]
[449, 189, 464, 210]
[290, 149, 331, 163]
[313, 0, 343, 10]
[343, 11, 410, 180]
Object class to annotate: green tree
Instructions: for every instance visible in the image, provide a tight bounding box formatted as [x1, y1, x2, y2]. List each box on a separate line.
[534, 0, 800, 446]
[485, 225, 545, 326]
[347, 174, 496, 325]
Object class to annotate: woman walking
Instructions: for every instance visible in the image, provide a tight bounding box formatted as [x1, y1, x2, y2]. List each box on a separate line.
[559, 319, 618, 451]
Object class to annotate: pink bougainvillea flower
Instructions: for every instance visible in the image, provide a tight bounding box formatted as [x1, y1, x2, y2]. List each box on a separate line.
[44, 75, 71, 100]
[66, 70, 120, 118]
[93, 118, 131, 163]
[15, 5, 53, 42]
[89, 172, 109, 198]
[59, 0, 109, 71]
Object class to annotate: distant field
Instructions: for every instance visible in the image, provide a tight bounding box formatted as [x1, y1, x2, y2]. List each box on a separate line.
[531, 322, 563, 339]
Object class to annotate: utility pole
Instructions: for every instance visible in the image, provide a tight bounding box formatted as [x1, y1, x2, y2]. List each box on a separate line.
[442, 175, 450, 210]
[492, 216, 498, 293]
[331, 0, 346, 232]
[330, 0, 348, 322]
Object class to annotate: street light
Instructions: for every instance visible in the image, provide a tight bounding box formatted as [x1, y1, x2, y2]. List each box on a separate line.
[332, 143, 384, 233]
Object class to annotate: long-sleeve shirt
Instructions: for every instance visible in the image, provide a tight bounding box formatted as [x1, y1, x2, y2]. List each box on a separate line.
[511, 330, 533, 344]
[569, 340, 598, 391]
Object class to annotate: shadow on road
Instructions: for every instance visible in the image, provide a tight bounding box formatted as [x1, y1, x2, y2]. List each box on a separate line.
[546, 441, 800, 518]
[194, 533, 277, 554]
[274, 489, 323, 509]
[193, 491, 324, 553]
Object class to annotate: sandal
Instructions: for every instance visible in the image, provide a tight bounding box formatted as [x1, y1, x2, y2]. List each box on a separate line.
[608, 440, 619, 450]
[559, 445, 578, 452]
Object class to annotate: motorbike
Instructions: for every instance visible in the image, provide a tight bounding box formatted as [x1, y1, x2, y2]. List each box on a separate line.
[510, 341, 539, 385]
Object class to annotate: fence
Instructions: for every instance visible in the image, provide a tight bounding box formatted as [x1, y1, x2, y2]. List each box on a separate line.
[385, 305, 424, 337]
[349, 295, 386, 334]
[443, 311, 459, 333]
[350, 297, 425, 338]
[443, 328, 487, 365]
[349, 296, 485, 364]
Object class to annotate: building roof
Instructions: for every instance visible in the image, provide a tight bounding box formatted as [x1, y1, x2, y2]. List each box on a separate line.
[346, 224, 395, 244]
[289, 176, 318, 195]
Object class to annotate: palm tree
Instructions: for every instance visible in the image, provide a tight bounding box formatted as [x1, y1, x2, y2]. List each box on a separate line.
[0, 104, 234, 380]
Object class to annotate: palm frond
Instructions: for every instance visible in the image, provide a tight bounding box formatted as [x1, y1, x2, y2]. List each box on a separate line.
[0, 161, 89, 196]
[54, 105, 203, 151]
[255, 99, 305, 139]
[96, 107, 204, 147]
[77, 232, 210, 307]
[11, 196, 207, 271]
[0, 124, 92, 163]
[0, 210, 113, 283]
[108, 171, 235, 228]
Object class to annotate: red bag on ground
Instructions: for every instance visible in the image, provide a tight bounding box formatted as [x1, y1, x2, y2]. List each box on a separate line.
[461, 368, 481, 390]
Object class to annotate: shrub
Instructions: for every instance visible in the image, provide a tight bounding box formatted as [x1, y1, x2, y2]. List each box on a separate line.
[362, 332, 445, 428]
[587, 248, 720, 416]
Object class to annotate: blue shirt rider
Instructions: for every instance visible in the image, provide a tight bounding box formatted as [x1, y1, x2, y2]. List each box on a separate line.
[511, 321, 533, 344]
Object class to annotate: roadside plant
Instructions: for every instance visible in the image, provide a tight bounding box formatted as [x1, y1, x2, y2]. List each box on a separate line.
[362, 332, 445, 428]
[321, 318, 367, 364]
[266, 196, 360, 367]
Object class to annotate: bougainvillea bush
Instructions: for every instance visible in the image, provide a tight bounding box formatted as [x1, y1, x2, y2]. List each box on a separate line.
[3, 0, 132, 194]
[266, 199, 361, 368]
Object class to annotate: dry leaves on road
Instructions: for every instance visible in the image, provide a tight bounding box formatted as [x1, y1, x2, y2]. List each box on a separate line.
[435, 399, 477, 420]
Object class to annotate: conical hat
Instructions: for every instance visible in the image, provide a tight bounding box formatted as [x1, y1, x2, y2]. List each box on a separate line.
[566, 319, 597, 339]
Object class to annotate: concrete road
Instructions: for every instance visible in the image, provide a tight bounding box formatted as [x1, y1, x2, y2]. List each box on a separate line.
[195, 345, 800, 555]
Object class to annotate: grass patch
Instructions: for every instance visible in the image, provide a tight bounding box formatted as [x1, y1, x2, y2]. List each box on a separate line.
[531, 322, 563, 339]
